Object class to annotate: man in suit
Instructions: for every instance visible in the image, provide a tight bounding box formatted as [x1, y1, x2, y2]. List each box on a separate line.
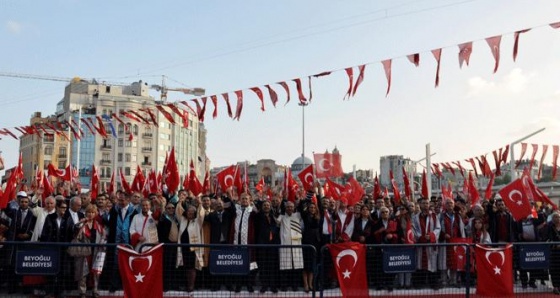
[40, 200, 69, 297]
[63, 196, 85, 292]
[103, 191, 138, 292]
[5, 191, 37, 294]
[204, 196, 235, 291]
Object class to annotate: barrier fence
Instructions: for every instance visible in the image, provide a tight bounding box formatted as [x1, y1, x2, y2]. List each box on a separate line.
[0, 241, 557, 297]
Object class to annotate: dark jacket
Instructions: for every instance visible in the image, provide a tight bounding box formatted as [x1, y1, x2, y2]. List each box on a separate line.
[40, 213, 69, 242]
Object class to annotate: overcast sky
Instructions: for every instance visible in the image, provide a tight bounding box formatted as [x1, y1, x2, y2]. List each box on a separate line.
[1, 0, 559, 176]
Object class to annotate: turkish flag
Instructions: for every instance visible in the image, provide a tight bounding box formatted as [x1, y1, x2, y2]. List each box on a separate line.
[449, 237, 472, 271]
[165, 147, 180, 193]
[216, 165, 236, 192]
[255, 177, 265, 192]
[107, 171, 115, 195]
[475, 244, 513, 297]
[373, 174, 381, 199]
[345, 176, 364, 206]
[131, 166, 146, 193]
[522, 171, 558, 209]
[421, 170, 428, 199]
[188, 160, 203, 196]
[287, 170, 299, 202]
[234, 165, 245, 195]
[497, 178, 532, 221]
[47, 164, 64, 179]
[42, 172, 54, 198]
[297, 164, 315, 191]
[389, 170, 401, 204]
[118, 243, 163, 298]
[328, 242, 369, 298]
[402, 166, 412, 198]
[144, 170, 158, 197]
[314, 153, 343, 178]
[90, 165, 99, 200]
[468, 172, 480, 206]
[201, 171, 210, 194]
[325, 178, 345, 201]
[119, 168, 132, 194]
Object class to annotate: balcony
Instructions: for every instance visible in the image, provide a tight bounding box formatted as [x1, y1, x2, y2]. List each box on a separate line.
[100, 145, 112, 151]
[100, 159, 112, 165]
[142, 161, 152, 166]
[58, 154, 67, 159]
[142, 147, 152, 152]
[142, 133, 153, 138]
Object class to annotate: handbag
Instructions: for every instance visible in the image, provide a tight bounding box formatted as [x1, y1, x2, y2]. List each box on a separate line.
[67, 228, 92, 257]
[168, 219, 179, 243]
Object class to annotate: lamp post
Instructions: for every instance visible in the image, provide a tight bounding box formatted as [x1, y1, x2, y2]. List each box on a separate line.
[509, 128, 545, 181]
[410, 152, 437, 200]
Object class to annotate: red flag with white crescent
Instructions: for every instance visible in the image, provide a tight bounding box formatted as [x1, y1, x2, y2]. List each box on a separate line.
[485, 173, 495, 200]
[118, 244, 163, 298]
[516, 143, 528, 168]
[233, 90, 243, 121]
[528, 143, 539, 170]
[293, 78, 307, 104]
[538, 144, 549, 179]
[250, 87, 265, 111]
[345, 176, 364, 206]
[458, 42, 473, 68]
[513, 29, 530, 61]
[389, 170, 401, 204]
[351, 64, 366, 97]
[216, 165, 236, 192]
[328, 242, 368, 298]
[402, 166, 412, 198]
[278, 81, 291, 105]
[486, 35, 502, 73]
[475, 244, 513, 297]
[221, 93, 233, 118]
[297, 164, 315, 192]
[313, 153, 343, 178]
[498, 178, 532, 220]
[265, 85, 278, 107]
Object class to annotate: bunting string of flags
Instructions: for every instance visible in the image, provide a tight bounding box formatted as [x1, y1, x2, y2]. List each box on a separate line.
[0, 21, 558, 141]
[432, 143, 560, 181]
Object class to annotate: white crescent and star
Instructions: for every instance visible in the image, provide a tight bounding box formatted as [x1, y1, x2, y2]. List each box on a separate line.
[129, 255, 153, 283]
[485, 250, 505, 275]
[507, 190, 524, 206]
[336, 249, 358, 279]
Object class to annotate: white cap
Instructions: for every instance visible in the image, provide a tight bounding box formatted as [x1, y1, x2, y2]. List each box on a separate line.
[16, 191, 28, 198]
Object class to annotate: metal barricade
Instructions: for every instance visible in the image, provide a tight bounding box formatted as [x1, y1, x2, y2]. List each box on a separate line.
[319, 242, 560, 297]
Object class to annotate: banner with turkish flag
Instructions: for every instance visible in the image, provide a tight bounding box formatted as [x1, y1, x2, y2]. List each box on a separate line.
[164, 147, 180, 193]
[216, 165, 236, 192]
[314, 153, 343, 178]
[345, 176, 364, 206]
[475, 244, 513, 297]
[118, 243, 163, 298]
[328, 242, 369, 298]
[42, 172, 54, 198]
[188, 160, 203, 196]
[297, 164, 315, 191]
[497, 178, 532, 221]
[107, 171, 115, 195]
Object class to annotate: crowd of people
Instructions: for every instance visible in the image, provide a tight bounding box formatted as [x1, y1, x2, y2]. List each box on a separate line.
[1, 180, 560, 297]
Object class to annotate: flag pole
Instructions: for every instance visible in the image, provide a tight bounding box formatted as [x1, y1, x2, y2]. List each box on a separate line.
[426, 143, 432, 199]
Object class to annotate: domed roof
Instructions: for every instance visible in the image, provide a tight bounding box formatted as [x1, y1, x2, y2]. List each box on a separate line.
[291, 156, 313, 167]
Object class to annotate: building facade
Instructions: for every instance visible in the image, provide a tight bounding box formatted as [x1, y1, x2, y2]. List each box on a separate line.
[19, 79, 206, 192]
[379, 155, 415, 189]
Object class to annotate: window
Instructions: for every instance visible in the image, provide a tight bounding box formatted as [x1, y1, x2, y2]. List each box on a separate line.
[59, 147, 67, 155]
[125, 154, 131, 162]
[44, 134, 54, 142]
[125, 167, 131, 176]
[125, 140, 131, 147]
[118, 124, 124, 134]
[132, 154, 137, 162]
[132, 141, 137, 148]
[133, 124, 139, 136]
[102, 153, 110, 160]
[118, 153, 123, 162]
[44, 146, 53, 155]
[118, 139, 123, 147]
